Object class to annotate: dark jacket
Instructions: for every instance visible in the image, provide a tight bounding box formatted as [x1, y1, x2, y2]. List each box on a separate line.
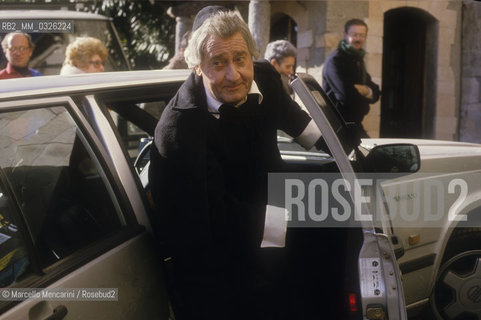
[149, 61, 311, 319]
[322, 48, 380, 127]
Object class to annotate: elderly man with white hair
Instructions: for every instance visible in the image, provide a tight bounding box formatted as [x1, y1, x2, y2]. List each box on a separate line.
[149, 6, 322, 320]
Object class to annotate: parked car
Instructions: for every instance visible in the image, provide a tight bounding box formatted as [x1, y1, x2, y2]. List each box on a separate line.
[0, 9, 131, 74]
[1, 70, 479, 319]
[0, 70, 408, 319]
[0, 71, 187, 319]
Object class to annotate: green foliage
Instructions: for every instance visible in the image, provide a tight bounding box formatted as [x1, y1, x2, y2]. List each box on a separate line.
[84, 0, 175, 70]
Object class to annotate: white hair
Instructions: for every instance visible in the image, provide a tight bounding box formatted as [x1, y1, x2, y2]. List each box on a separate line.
[184, 10, 259, 68]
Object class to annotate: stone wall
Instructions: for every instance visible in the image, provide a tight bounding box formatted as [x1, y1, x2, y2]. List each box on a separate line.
[364, 1, 462, 139]
[459, 0, 481, 143]
[270, 1, 314, 67]
[318, 1, 461, 139]
[269, 1, 463, 140]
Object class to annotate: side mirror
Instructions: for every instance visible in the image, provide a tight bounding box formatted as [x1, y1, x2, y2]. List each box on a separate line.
[365, 144, 420, 173]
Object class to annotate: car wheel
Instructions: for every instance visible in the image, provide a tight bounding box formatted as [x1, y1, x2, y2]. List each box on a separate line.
[431, 245, 481, 320]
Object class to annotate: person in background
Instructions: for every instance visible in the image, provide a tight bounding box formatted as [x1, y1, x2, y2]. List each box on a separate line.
[322, 18, 380, 137]
[163, 31, 191, 70]
[264, 39, 297, 94]
[0, 32, 42, 79]
[149, 6, 322, 320]
[264, 39, 297, 77]
[60, 37, 107, 75]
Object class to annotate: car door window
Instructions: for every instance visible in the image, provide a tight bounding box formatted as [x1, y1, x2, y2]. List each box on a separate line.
[0, 106, 125, 272]
[107, 100, 165, 162]
[0, 177, 30, 287]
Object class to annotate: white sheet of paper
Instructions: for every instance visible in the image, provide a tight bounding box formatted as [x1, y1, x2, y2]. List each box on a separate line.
[261, 205, 288, 248]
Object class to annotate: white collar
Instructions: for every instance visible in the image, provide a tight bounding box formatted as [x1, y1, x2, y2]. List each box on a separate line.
[205, 80, 263, 114]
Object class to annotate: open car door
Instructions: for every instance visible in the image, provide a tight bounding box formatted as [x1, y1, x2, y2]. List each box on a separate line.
[290, 74, 407, 320]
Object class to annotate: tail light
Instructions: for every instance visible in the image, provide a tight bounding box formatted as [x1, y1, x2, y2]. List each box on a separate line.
[349, 293, 358, 313]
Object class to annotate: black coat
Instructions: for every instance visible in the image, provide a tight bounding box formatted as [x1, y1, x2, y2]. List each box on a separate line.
[149, 61, 311, 319]
[322, 48, 380, 128]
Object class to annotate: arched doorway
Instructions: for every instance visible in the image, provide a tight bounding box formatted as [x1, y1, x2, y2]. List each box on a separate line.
[380, 8, 438, 138]
[270, 14, 297, 45]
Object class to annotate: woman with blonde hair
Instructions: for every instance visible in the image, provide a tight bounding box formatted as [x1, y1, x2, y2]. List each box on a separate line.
[60, 36, 107, 74]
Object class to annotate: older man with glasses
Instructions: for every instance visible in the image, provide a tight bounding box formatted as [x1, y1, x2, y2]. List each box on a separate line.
[322, 18, 380, 138]
[0, 32, 42, 79]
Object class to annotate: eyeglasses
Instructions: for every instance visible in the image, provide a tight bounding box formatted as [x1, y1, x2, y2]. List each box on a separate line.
[6, 46, 29, 53]
[348, 33, 367, 39]
[88, 60, 104, 68]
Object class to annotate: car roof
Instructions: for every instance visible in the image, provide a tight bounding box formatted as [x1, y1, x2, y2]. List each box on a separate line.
[0, 69, 192, 100]
[0, 10, 111, 21]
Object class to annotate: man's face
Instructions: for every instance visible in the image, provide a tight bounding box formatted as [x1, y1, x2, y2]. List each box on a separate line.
[272, 56, 295, 76]
[4, 34, 33, 68]
[196, 32, 254, 105]
[345, 25, 367, 50]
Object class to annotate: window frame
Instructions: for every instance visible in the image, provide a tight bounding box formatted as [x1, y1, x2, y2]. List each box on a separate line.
[0, 96, 146, 313]
[79, 84, 183, 232]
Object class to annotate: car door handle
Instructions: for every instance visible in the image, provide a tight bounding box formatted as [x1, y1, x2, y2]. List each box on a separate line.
[43, 305, 68, 320]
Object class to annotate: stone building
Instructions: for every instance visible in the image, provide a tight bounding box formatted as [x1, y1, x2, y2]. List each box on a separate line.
[168, 0, 481, 142]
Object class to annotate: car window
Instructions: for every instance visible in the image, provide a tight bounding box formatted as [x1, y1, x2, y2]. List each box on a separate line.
[108, 101, 164, 161]
[95, 95, 168, 163]
[0, 106, 126, 274]
[0, 177, 31, 287]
